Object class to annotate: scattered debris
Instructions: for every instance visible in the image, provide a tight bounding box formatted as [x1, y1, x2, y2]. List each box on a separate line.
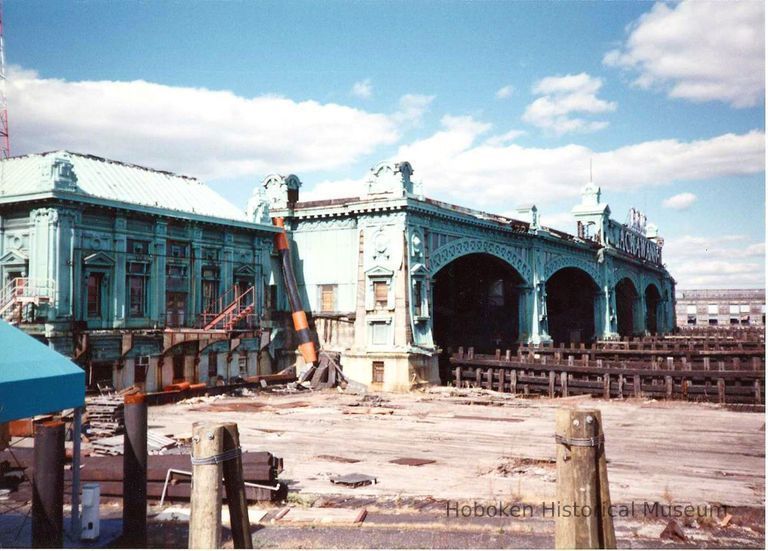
[330, 473, 378, 488]
[314, 455, 361, 464]
[85, 395, 125, 440]
[389, 457, 436, 467]
[298, 351, 348, 390]
[660, 519, 688, 542]
[487, 457, 556, 481]
[719, 512, 733, 527]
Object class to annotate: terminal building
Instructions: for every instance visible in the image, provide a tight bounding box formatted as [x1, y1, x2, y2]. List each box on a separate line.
[675, 289, 765, 328]
[1, 152, 677, 392]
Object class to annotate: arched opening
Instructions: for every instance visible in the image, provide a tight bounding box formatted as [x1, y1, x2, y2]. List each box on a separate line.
[615, 278, 638, 338]
[546, 267, 598, 345]
[433, 253, 524, 376]
[645, 284, 661, 334]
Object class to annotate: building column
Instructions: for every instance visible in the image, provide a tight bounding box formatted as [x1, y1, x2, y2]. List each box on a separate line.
[151, 222, 167, 325]
[113, 216, 127, 328]
[516, 285, 533, 343]
[600, 285, 619, 339]
[529, 280, 552, 345]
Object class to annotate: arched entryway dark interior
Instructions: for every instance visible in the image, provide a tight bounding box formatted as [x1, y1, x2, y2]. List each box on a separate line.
[546, 267, 598, 345]
[433, 253, 524, 377]
[615, 278, 638, 338]
[645, 284, 661, 334]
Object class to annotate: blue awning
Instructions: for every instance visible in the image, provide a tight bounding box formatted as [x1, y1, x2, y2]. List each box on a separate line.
[0, 321, 85, 423]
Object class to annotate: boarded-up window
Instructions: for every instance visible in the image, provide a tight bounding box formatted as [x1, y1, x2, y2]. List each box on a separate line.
[319, 285, 336, 312]
[374, 281, 389, 307]
[372, 361, 385, 383]
[371, 322, 389, 345]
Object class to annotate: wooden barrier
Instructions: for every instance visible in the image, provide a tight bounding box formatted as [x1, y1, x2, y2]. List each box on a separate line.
[450, 351, 764, 404]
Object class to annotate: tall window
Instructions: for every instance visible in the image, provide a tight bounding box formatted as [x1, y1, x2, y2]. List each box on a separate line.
[134, 356, 149, 384]
[87, 273, 103, 317]
[208, 352, 218, 378]
[172, 355, 185, 382]
[127, 262, 149, 317]
[413, 280, 423, 317]
[374, 281, 389, 308]
[202, 267, 220, 312]
[128, 276, 146, 317]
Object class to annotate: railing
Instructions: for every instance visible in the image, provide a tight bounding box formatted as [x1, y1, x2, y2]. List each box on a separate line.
[199, 285, 257, 331]
[0, 277, 56, 318]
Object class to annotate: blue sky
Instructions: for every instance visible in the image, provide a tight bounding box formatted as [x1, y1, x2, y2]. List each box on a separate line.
[4, 0, 765, 288]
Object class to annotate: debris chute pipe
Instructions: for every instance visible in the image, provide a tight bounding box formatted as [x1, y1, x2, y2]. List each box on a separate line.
[272, 217, 318, 365]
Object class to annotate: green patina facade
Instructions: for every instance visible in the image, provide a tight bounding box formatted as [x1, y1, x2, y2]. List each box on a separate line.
[257, 162, 675, 390]
[0, 152, 675, 392]
[0, 151, 285, 391]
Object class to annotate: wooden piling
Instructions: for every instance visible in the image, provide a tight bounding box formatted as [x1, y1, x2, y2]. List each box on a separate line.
[554, 408, 615, 549]
[221, 423, 252, 549]
[32, 421, 65, 549]
[123, 393, 148, 547]
[189, 423, 225, 549]
[497, 369, 505, 393]
[560, 372, 569, 397]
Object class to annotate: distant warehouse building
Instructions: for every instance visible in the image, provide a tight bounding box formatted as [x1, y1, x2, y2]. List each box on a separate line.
[675, 289, 765, 327]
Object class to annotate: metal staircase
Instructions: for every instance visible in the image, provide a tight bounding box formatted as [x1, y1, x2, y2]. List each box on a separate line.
[200, 285, 257, 331]
[0, 278, 56, 324]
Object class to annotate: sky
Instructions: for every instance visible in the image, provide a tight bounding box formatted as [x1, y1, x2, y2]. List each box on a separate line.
[4, 0, 765, 289]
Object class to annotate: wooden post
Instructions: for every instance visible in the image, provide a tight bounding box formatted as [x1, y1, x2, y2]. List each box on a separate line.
[505, 349, 511, 361]
[633, 374, 641, 398]
[454, 366, 461, 388]
[497, 369, 505, 393]
[123, 393, 148, 547]
[754, 380, 762, 405]
[554, 408, 616, 549]
[189, 423, 225, 549]
[475, 367, 482, 387]
[485, 368, 493, 390]
[717, 379, 726, 404]
[32, 421, 65, 549]
[703, 357, 711, 371]
[509, 369, 517, 394]
[617, 375, 624, 398]
[549, 371, 556, 398]
[665, 376, 673, 400]
[560, 372, 569, 397]
[603, 374, 610, 400]
[221, 423, 252, 549]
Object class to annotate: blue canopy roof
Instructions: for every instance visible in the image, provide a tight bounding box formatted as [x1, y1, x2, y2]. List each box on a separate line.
[0, 321, 85, 423]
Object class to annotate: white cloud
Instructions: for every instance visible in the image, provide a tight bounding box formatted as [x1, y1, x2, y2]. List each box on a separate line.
[537, 211, 576, 233]
[495, 85, 515, 99]
[385, 115, 763, 208]
[483, 129, 526, 146]
[523, 73, 616, 135]
[604, 0, 764, 108]
[392, 94, 435, 125]
[662, 235, 764, 288]
[350, 78, 373, 99]
[7, 66, 399, 180]
[299, 177, 364, 202]
[662, 192, 697, 210]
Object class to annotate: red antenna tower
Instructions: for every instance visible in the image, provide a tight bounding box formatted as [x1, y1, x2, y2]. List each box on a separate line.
[0, 0, 10, 159]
